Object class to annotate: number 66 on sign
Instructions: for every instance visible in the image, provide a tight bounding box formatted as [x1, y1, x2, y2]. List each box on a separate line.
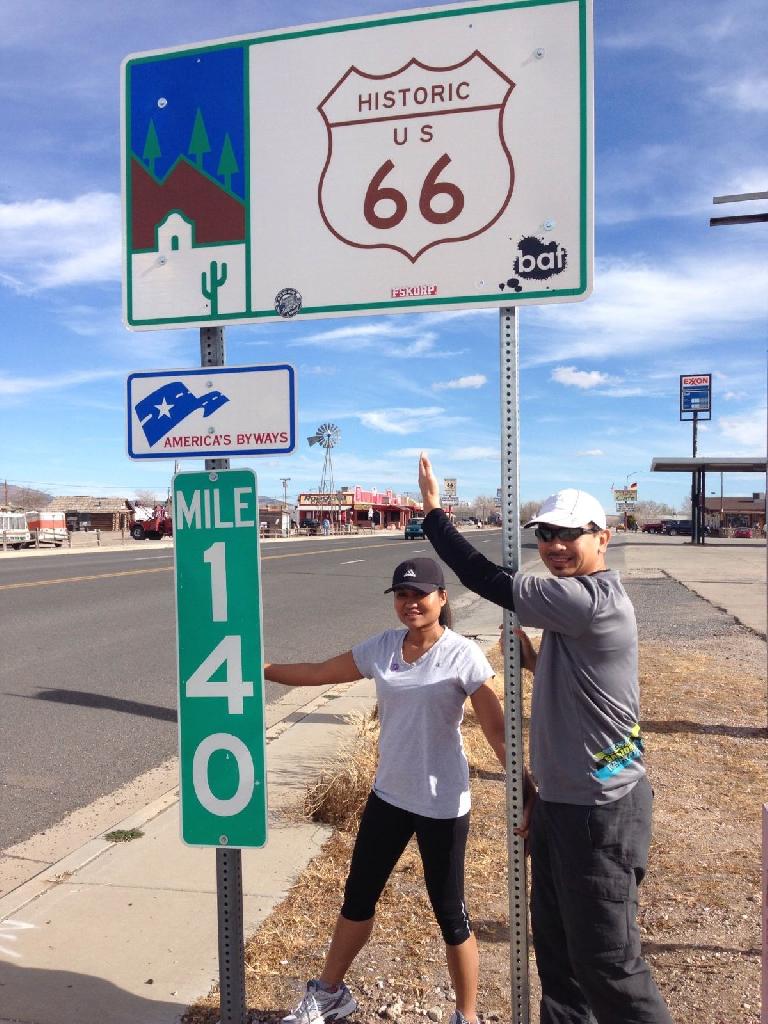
[173, 468, 267, 848]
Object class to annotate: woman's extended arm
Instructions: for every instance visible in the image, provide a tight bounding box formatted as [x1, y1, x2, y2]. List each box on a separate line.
[264, 651, 362, 687]
[419, 453, 516, 609]
[470, 680, 537, 841]
[469, 681, 506, 768]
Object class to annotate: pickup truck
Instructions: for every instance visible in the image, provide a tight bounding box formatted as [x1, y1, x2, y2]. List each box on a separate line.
[641, 521, 663, 534]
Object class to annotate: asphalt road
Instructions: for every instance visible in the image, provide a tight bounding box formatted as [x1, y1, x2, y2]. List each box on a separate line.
[1, 528, 538, 848]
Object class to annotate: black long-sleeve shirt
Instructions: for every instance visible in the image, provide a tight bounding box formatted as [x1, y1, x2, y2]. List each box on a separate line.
[424, 508, 644, 804]
[423, 508, 516, 607]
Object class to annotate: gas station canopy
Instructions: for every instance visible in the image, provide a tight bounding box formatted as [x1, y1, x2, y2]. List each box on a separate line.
[651, 457, 767, 474]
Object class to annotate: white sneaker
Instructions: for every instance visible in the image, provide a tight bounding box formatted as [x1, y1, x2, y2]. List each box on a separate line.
[448, 1013, 473, 1024]
[282, 979, 358, 1024]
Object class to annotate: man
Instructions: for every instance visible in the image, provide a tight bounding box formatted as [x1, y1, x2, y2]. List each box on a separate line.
[418, 454, 672, 1024]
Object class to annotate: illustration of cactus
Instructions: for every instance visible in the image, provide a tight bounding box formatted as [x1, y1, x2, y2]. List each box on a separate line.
[201, 260, 228, 317]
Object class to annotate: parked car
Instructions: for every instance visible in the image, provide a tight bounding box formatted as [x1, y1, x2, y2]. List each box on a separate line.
[661, 519, 693, 536]
[404, 517, 425, 539]
[301, 518, 321, 535]
[732, 526, 753, 539]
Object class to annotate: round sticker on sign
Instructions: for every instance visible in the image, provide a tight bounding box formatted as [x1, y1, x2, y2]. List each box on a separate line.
[274, 288, 303, 318]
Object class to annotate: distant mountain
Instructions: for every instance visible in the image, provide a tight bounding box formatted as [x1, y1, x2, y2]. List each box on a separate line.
[131, 156, 245, 250]
[3, 483, 53, 510]
[259, 495, 292, 506]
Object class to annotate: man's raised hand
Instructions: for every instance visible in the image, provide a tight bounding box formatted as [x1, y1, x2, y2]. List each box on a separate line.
[418, 452, 441, 513]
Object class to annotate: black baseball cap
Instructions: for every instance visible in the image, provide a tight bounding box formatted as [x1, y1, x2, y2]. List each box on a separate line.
[385, 557, 445, 594]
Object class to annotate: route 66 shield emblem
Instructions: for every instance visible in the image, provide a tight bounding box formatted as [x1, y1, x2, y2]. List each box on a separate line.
[318, 51, 514, 264]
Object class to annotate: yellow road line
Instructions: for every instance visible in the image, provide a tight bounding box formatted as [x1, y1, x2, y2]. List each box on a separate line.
[0, 566, 173, 591]
[0, 540, 406, 590]
[262, 540, 402, 561]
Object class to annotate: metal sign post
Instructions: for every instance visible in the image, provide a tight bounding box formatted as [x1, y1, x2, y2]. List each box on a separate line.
[499, 306, 529, 1023]
[198, 324, 251, 1024]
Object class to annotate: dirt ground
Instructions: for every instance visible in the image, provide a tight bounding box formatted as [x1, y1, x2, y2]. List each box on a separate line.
[184, 625, 766, 1024]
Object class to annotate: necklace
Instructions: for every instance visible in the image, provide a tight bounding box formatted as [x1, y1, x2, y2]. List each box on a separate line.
[402, 628, 443, 661]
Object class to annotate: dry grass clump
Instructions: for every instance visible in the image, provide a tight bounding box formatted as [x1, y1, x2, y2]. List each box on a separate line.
[303, 710, 380, 832]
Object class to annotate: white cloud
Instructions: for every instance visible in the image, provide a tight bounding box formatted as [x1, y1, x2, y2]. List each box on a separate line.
[551, 367, 620, 390]
[292, 320, 467, 359]
[433, 374, 487, 391]
[0, 192, 121, 291]
[299, 364, 337, 376]
[716, 409, 767, 451]
[576, 449, 606, 457]
[386, 447, 442, 458]
[707, 74, 768, 113]
[526, 254, 768, 364]
[358, 406, 460, 435]
[0, 368, 122, 396]
[448, 446, 498, 461]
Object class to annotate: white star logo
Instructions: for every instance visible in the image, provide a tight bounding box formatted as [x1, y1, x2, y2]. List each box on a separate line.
[155, 397, 174, 418]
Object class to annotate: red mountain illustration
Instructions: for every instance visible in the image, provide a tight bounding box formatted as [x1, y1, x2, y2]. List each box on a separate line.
[131, 156, 245, 250]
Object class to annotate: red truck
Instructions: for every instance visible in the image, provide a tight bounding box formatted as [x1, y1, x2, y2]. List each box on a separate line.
[129, 503, 173, 540]
[641, 521, 663, 534]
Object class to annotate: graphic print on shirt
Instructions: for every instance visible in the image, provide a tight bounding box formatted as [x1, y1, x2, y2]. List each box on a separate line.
[592, 723, 644, 781]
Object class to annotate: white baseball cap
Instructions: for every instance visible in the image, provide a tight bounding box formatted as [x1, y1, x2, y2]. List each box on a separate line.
[524, 489, 607, 530]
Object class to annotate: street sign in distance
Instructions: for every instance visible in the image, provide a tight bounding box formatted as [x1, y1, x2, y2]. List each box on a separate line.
[612, 488, 637, 503]
[122, 0, 593, 329]
[127, 364, 296, 460]
[174, 468, 266, 848]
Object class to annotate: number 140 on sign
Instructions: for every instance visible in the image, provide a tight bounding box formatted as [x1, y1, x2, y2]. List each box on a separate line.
[173, 469, 267, 848]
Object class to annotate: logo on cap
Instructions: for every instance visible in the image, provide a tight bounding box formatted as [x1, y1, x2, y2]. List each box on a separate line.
[403, 568, 417, 578]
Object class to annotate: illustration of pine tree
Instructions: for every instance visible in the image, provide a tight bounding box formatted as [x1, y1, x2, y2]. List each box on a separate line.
[216, 133, 239, 192]
[188, 108, 211, 169]
[142, 119, 161, 176]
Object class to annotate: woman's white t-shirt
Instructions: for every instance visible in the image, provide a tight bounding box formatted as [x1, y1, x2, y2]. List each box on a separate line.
[352, 627, 494, 819]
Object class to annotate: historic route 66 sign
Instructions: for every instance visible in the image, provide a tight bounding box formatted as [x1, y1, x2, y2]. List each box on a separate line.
[318, 53, 514, 263]
[122, 1, 592, 328]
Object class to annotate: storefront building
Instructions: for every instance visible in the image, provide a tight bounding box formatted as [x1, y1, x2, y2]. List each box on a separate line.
[296, 485, 421, 531]
[704, 494, 766, 536]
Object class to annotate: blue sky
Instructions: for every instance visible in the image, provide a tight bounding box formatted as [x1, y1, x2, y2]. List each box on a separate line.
[1, 0, 766, 512]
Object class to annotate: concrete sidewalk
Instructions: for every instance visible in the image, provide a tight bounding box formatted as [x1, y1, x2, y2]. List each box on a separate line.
[621, 535, 767, 637]
[0, 536, 764, 1024]
[0, 678, 377, 1024]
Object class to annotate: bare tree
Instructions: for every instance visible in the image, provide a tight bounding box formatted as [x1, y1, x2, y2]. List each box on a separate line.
[519, 499, 542, 526]
[133, 489, 160, 507]
[632, 499, 677, 523]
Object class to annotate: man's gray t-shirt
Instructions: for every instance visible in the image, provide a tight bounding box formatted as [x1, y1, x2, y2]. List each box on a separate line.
[352, 627, 493, 819]
[513, 569, 644, 805]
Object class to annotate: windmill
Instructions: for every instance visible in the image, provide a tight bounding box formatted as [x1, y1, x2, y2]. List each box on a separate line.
[307, 422, 341, 498]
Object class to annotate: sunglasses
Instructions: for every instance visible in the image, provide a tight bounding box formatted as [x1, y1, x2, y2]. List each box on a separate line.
[534, 524, 601, 543]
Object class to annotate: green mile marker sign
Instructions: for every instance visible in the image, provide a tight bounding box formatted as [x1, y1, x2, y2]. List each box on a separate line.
[173, 468, 266, 848]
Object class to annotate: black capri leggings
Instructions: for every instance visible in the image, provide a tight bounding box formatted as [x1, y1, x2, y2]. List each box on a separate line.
[341, 790, 472, 945]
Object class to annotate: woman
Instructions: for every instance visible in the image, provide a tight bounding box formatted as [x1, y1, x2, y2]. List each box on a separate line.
[265, 557, 506, 1024]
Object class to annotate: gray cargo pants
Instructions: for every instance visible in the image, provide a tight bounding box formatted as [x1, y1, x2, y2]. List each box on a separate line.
[529, 776, 673, 1023]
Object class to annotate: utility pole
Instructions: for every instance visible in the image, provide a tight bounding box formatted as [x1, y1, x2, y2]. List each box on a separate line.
[710, 190, 767, 739]
[280, 477, 291, 536]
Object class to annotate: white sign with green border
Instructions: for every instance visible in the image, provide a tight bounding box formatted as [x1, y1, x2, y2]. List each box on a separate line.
[122, 0, 593, 329]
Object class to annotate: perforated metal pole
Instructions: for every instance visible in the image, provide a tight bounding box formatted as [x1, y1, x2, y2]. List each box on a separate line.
[499, 307, 530, 1023]
[200, 325, 246, 1024]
